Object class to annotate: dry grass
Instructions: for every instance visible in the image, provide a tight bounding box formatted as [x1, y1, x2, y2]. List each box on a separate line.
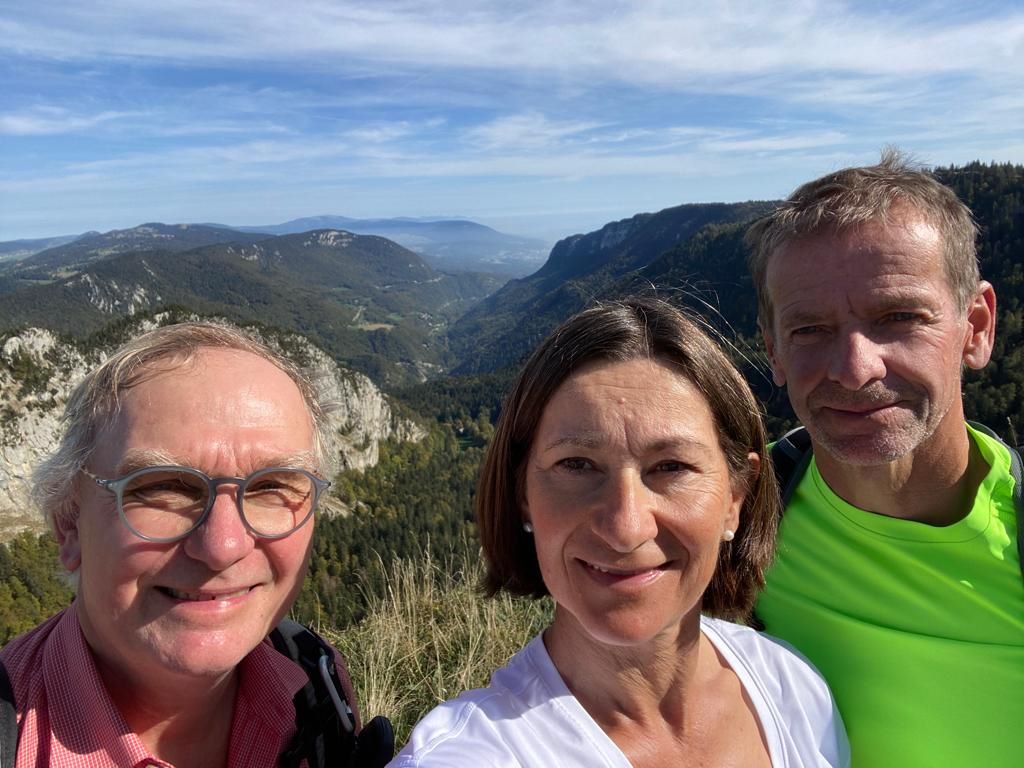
[321, 548, 552, 747]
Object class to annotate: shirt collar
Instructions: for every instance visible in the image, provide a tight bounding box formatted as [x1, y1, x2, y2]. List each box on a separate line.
[42, 607, 308, 767]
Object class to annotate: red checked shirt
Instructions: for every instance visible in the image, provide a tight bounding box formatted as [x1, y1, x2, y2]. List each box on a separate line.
[0, 607, 311, 767]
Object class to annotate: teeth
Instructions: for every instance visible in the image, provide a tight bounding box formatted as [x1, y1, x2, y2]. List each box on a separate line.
[585, 561, 663, 576]
[164, 587, 250, 601]
[586, 562, 636, 575]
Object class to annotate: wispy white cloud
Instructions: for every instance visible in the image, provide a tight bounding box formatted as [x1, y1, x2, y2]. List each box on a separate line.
[0, 107, 139, 135]
[699, 131, 849, 153]
[342, 121, 436, 145]
[464, 113, 606, 151]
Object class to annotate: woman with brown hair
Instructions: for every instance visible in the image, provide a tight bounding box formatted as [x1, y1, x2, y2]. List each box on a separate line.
[391, 299, 848, 767]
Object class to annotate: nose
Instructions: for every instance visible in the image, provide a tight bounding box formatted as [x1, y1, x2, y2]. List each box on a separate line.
[182, 487, 255, 569]
[828, 330, 886, 390]
[592, 470, 659, 552]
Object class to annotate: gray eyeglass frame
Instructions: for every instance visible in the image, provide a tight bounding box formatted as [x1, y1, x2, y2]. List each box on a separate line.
[80, 465, 331, 543]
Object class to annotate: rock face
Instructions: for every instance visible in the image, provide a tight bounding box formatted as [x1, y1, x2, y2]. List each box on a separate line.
[296, 340, 423, 473]
[0, 329, 97, 540]
[0, 322, 423, 541]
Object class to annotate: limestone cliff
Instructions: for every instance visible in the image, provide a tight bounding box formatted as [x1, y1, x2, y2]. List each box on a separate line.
[0, 322, 423, 541]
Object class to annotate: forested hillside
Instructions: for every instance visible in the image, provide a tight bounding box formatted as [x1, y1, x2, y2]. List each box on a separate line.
[618, 160, 1024, 437]
[0, 230, 501, 385]
[940, 163, 1024, 440]
[448, 201, 776, 373]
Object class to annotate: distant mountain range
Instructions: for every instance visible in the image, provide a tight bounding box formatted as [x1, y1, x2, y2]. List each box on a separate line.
[217, 216, 549, 276]
[0, 234, 81, 263]
[5, 224, 263, 277]
[0, 216, 549, 277]
[0, 226, 501, 384]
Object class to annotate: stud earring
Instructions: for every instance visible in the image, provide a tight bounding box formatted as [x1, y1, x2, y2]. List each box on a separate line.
[722, 529, 735, 542]
[523, 521, 534, 533]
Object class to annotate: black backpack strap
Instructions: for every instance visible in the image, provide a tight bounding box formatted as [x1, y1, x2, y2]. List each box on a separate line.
[750, 427, 814, 630]
[770, 425, 814, 510]
[273, 619, 356, 768]
[271, 619, 394, 768]
[0, 660, 17, 768]
[966, 421, 1024, 584]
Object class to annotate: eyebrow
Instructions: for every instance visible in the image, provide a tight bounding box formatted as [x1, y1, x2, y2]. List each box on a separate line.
[777, 308, 826, 327]
[869, 292, 940, 312]
[540, 435, 605, 452]
[779, 289, 939, 327]
[538, 434, 711, 453]
[114, 450, 319, 476]
[116, 449, 182, 475]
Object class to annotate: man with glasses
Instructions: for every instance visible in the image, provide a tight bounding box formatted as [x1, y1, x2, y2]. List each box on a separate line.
[0, 322, 358, 766]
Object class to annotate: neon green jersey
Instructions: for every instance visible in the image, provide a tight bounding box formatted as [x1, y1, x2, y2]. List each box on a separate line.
[757, 424, 1024, 768]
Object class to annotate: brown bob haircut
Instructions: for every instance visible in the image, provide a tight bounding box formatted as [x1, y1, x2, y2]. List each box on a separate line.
[476, 298, 779, 621]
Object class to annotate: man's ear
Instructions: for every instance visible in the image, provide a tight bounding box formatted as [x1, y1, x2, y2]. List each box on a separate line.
[760, 320, 787, 387]
[55, 496, 82, 573]
[963, 281, 996, 371]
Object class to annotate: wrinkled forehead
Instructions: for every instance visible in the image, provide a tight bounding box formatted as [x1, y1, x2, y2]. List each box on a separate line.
[765, 214, 950, 300]
[94, 348, 314, 458]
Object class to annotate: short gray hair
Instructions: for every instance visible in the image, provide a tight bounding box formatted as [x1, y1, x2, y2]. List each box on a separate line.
[34, 321, 339, 536]
[746, 148, 980, 325]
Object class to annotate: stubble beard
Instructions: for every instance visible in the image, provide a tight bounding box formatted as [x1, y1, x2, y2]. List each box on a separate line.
[800, 381, 949, 467]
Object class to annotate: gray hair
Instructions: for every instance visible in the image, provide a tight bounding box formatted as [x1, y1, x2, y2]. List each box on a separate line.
[746, 148, 980, 325]
[34, 321, 339, 536]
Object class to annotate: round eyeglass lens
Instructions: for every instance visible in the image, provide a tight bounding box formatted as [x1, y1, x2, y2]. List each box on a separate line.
[241, 468, 317, 536]
[120, 467, 209, 540]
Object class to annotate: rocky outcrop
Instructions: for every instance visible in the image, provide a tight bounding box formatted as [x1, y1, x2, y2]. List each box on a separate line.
[0, 329, 97, 540]
[275, 336, 424, 473]
[0, 322, 423, 541]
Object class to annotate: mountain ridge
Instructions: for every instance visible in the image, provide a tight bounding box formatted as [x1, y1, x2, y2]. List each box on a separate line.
[0, 229, 501, 385]
[2, 216, 548, 278]
[447, 200, 777, 374]
[224, 215, 548, 276]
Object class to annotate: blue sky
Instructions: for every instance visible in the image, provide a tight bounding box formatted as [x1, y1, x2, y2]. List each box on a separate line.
[2, 1, 1023, 243]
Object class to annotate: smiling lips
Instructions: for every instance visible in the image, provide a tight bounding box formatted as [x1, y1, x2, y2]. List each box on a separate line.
[810, 385, 908, 416]
[824, 403, 897, 415]
[580, 559, 669, 584]
[161, 586, 252, 601]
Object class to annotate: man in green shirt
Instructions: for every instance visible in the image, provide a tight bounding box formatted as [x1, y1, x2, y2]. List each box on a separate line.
[747, 150, 1024, 767]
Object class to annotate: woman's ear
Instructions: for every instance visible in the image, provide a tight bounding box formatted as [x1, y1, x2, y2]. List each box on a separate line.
[728, 452, 760, 534]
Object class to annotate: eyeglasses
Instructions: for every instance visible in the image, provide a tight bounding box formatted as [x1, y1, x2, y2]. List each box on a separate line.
[80, 465, 331, 543]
